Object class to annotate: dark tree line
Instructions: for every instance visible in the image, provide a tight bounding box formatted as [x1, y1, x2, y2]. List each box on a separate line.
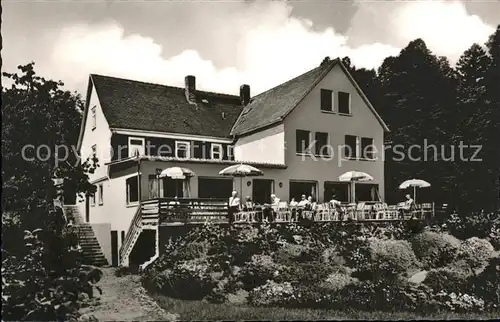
[343, 25, 500, 212]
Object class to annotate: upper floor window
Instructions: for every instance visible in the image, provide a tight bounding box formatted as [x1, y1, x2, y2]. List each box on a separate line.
[211, 143, 223, 160]
[126, 176, 139, 204]
[91, 106, 96, 130]
[344, 135, 358, 159]
[361, 137, 375, 160]
[227, 146, 234, 160]
[320, 89, 334, 112]
[128, 137, 145, 157]
[296, 129, 311, 154]
[315, 132, 330, 156]
[98, 183, 104, 205]
[175, 141, 191, 159]
[338, 91, 351, 115]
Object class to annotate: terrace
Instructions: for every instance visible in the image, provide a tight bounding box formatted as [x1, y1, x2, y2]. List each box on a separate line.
[138, 197, 435, 226]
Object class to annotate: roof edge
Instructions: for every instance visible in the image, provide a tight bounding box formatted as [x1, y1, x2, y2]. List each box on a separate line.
[76, 76, 94, 152]
[230, 59, 339, 136]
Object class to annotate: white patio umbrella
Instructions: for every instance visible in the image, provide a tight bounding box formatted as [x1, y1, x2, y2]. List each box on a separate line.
[159, 167, 196, 197]
[338, 171, 374, 203]
[219, 163, 263, 203]
[399, 179, 430, 203]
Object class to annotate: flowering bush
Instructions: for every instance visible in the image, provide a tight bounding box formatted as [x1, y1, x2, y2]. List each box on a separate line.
[431, 291, 485, 312]
[445, 212, 500, 241]
[410, 231, 461, 269]
[248, 280, 294, 307]
[457, 237, 495, 269]
[424, 266, 472, 294]
[274, 262, 335, 285]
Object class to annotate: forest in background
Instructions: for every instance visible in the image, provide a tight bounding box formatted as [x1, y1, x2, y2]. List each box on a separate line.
[343, 25, 499, 211]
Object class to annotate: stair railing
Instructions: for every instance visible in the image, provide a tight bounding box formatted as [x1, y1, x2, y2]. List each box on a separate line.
[119, 206, 142, 266]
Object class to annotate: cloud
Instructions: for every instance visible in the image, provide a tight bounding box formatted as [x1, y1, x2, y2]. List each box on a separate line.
[49, 0, 493, 96]
[348, 0, 495, 62]
[393, 1, 494, 61]
[50, 1, 398, 95]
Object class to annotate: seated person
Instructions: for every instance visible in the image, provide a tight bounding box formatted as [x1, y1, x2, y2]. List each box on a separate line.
[297, 195, 309, 208]
[289, 198, 298, 207]
[243, 196, 254, 211]
[399, 194, 415, 218]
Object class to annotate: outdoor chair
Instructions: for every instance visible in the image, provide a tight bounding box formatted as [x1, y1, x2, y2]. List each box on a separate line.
[276, 202, 290, 222]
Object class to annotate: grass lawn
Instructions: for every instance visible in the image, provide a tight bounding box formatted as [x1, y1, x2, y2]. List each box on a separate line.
[151, 293, 500, 321]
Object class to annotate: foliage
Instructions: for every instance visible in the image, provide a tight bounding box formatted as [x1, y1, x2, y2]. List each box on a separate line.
[444, 212, 500, 250]
[410, 231, 461, 269]
[469, 255, 500, 309]
[248, 281, 294, 307]
[2, 63, 97, 221]
[1, 229, 102, 321]
[424, 266, 472, 294]
[1, 64, 101, 321]
[431, 291, 485, 313]
[457, 237, 495, 269]
[356, 238, 420, 281]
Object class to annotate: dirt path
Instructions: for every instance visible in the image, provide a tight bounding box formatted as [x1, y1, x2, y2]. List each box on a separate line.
[80, 267, 178, 321]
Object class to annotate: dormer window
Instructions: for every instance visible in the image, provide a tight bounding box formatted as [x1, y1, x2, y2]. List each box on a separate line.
[91, 106, 96, 130]
[175, 141, 191, 159]
[338, 91, 351, 115]
[128, 137, 145, 157]
[211, 143, 223, 160]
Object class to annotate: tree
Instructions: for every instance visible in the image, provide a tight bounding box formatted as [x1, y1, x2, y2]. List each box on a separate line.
[1, 63, 101, 320]
[2, 63, 96, 230]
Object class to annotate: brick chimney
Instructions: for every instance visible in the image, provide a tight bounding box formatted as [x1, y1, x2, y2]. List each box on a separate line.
[240, 84, 250, 105]
[185, 75, 196, 104]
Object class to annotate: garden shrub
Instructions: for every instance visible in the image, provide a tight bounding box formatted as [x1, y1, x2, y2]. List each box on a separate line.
[469, 255, 500, 309]
[457, 237, 495, 269]
[358, 239, 420, 281]
[239, 254, 280, 290]
[274, 262, 335, 285]
[147, 257, 219, 300]
[445, 212, 500, 241]
[248, 280, 294, 307]
[321, 271, 358, 291]
[1, 229, 102, 321]
[423, 266, 472, 294]
[410, 231, 461, 269]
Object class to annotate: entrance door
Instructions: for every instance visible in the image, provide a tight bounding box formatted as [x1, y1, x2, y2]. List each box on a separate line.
[252, 179, 274, 204]
[162, 178, 184, 198]
[289, 180, 318, 201]
[111, 230, 118, 266]
[324, 182, 349, 203]
[85, 197, 90, 222]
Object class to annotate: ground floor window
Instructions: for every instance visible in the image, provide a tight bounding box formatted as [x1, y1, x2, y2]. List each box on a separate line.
[324, 182, 349, 203]
[356, 183, 379, 202]
[198, 177, 233, 198]
[289, 180, 318, 202]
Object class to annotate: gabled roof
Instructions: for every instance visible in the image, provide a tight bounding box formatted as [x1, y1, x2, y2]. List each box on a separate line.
[90, 74, 243, 138]
[230, 58, 389, 136]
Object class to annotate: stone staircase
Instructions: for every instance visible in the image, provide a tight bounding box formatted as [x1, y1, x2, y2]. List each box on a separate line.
[63, 205, 109, 267]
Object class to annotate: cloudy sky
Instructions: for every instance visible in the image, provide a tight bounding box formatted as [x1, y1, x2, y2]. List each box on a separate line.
[3, 0, 499, 96]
